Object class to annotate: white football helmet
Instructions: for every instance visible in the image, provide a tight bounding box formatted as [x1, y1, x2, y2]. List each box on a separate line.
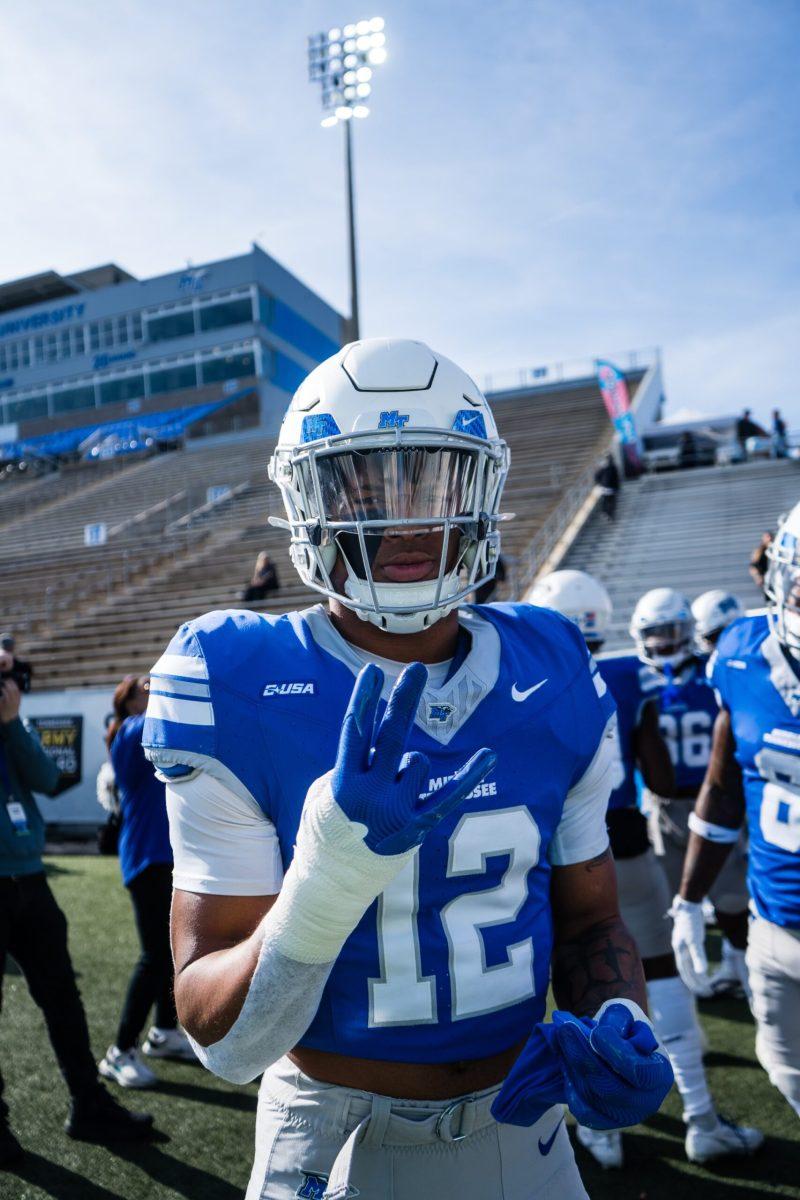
[529, 569, 613, 646]
[268, 338, 509, 634]
[765, 501, 800, 652]
[691, 589, 743, 652]
[630, 587, 694, 671]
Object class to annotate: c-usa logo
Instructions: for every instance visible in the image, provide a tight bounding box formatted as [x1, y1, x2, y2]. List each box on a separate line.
[262, 680, 316, 697]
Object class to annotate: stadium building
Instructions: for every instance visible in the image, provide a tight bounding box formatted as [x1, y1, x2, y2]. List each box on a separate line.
[0, 244, 344, 452]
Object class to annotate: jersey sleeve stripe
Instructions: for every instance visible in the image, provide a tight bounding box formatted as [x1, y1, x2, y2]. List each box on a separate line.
[147, 693, 214, 726]
[592, 670, 608, 698]
[149, 677, 211, 699]
[151, 652, 209, 681]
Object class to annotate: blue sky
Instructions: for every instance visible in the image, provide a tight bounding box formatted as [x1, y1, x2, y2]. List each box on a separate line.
[0, 0, 797, 424]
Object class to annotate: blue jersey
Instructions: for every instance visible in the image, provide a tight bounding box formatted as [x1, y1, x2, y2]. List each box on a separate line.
[143, 602, 615, 1063]
[710, 615, 800, 929]
[657, 658, 718, 795]
[596, 654, 662, 811]
[111, 713, 172, 887]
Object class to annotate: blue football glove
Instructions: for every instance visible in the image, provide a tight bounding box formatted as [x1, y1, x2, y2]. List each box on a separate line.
[492, 1001, 674, 1131]
[331, 662, 497, 855]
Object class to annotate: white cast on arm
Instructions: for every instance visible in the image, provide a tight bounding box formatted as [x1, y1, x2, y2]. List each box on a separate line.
[178, 772, 417, 1084]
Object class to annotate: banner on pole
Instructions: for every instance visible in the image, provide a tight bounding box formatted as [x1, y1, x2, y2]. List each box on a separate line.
[596, 360, 641, 471]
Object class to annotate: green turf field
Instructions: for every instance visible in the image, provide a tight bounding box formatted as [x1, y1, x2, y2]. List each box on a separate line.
[2, 856, 797, 1200]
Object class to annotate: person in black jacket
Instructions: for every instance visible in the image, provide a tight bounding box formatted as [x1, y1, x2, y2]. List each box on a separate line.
[0, 665, 155, 1167]
[242, 552, 280, 602]
[595, 453, 620, 520]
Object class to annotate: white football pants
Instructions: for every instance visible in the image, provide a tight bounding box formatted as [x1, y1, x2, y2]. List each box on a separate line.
[747, 913, 800, 1117]
[245, 1056, 589, 1199]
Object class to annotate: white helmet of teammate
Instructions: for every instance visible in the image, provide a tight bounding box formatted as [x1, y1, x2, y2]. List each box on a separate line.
[529, 569, 613, 646]
[630, 587, 694, 672]
[765, 500, 800, 652]
[691, 589, 744, 652]
[268, 338, 509, 634]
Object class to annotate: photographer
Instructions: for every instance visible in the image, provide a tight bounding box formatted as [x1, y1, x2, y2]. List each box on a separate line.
[0, 634, 32, 695]
[0, 655, 155, 1167]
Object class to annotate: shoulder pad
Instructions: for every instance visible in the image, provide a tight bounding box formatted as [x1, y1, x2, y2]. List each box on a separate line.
[715, 613, 769, 663]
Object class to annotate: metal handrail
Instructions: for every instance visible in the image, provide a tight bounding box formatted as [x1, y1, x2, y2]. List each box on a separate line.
[483, 346, 660, 396]
[514, 462, 601, 592]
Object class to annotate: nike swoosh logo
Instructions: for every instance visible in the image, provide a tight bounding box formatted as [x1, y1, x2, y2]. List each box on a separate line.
[538, 1114, 565, 1156]
[511, 679, 548, 702]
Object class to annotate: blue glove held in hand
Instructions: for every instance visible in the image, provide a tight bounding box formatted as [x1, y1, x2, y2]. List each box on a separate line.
[492, 1000, 674, 1131]
[332, 662, 496, 855]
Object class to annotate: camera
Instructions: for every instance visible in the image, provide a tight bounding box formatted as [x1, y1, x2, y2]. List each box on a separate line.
[0, 647, 32, 693]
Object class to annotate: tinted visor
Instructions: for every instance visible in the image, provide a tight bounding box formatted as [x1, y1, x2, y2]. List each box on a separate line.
[304, 447, 481, 525]
[641, 620, 692, 655]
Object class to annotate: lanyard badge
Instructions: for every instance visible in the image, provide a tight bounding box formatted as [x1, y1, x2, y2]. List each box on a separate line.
[6, 801, 30, 836]
[0, 746, 29, 835]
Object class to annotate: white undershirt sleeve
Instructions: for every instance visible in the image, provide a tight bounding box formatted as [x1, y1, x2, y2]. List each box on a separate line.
[166, 772, 284, 896]
[548, 715, 616, 867]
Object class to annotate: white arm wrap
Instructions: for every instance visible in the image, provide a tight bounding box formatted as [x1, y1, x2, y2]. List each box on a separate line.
[189, 772, 416, 1083]
[187, 934, 332, 1084]
[687, 811, 742, 844]
[267, 771, 416, 964]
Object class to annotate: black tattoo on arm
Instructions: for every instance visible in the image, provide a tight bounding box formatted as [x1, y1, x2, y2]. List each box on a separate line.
[551, 915, 647, 1017]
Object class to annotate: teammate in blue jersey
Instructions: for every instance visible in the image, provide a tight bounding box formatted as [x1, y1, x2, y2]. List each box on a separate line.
[142, 340, 673, 1200]
[531, 570, 762, 1168]
[676, 502, 800, 1118]
[631, 589, 751, 1000]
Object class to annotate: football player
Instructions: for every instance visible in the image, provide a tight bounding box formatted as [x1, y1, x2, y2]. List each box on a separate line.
[143, 340, 672, 1200]
[692, 590, 744, 656]
[631, 589, 752, 1001]
[532, 570, 762, 1167]
[675, 503, 800, 1118]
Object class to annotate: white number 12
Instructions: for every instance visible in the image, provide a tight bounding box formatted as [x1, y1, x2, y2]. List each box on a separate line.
[368, 807, 541, 1026]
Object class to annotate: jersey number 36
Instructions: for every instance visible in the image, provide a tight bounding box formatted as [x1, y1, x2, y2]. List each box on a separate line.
[369, 807, 540, 1026]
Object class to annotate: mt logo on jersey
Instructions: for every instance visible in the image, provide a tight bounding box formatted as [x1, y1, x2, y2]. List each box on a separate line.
[262, 681, 316, 697]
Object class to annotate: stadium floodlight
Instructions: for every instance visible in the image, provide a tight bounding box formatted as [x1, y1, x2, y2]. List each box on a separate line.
[307, 16, 388, 340]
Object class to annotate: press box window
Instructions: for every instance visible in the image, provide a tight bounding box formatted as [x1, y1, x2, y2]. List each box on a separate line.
[200, 351, 254, 385]
[99, 374, 145, 406]
[149, 363, 198, 395]
[6, 395, 48, 421]
[53, 385, 96, 414]
[198, 297, 254, 332]
[146, 310, 196, 343]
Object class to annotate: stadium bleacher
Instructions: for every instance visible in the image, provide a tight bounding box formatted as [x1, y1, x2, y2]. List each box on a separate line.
[3, 371, 630, 689]
[558, 456, 798, 651]
[0, 390, 249, 465]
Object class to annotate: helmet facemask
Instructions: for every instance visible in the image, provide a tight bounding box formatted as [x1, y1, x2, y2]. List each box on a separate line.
[765, 540, 800, 654]
[634, 619, 695, 673]
[270, 427, 508, 634]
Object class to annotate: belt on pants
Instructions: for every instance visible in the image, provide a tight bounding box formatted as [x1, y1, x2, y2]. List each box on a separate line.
[265, 1061, 502, 1200]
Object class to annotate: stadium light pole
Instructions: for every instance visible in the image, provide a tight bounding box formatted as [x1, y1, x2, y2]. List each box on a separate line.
[307, 17, 387, 343]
